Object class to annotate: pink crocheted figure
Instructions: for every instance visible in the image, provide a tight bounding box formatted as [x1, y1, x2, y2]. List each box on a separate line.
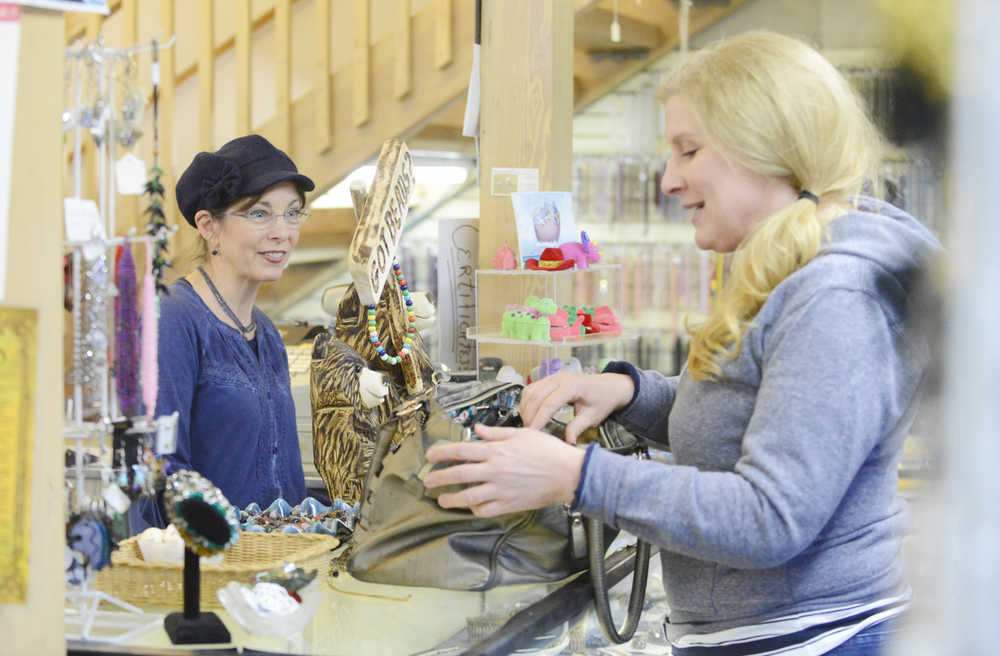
[493, 240, 517, 270]
[558, 231, 601, 270]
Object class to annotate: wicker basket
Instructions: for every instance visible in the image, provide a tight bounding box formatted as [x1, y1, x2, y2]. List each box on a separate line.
[93, 532, 338, 610]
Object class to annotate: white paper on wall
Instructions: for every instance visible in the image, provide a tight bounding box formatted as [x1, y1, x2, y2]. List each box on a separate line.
[437, 219, 479, 373]
[0, 4, 20, 303]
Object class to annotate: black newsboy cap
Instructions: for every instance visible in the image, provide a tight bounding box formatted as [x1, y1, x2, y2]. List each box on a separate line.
[175, 134, 315, 227]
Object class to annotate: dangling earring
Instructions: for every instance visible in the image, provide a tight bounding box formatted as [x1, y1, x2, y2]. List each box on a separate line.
[211, 249, 218, 256]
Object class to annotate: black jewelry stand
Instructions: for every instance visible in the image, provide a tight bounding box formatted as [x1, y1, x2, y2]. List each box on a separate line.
[164, 547, 231, 644]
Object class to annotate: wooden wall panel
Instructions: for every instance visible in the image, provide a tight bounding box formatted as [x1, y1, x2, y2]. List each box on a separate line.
[314, 0, 332, 151]
[0, 8, 66, 654]
[236, 0, 252, 136]
[274, 0, 292, 150]
[198, 0, 214, 151]
[395, 0, 412, 99]
[353, 0, 371, 127]
[434, 0, 452, 69]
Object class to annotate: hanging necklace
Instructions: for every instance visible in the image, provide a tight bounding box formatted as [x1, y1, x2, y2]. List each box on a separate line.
[368, 261, 417, 366]
[197, 266, 257, 337]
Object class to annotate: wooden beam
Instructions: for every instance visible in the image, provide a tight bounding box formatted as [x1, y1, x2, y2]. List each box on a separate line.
[275, 0, 292, 150]
[252, 0, 476, 203]
[65, 0, 120, 41]
[574, 0, 747, 113]
[435, 0, 453, 69]
[258, 259, 349, 316]
[256, 261, 341, 309]
[597, 0, 675, 27]
[353, 0, 370, 127]
[3, 8, 66, 652]
[575, 7, 665, 51]
[574, 0, 604, 13]
[236, 0, 252, 135]
[120, 0, 136, 43]
[395, 0, 412, 99]
[315, 0, 332, 152]
[198, 0, 214, 151]
[478, 0, 574, 376]
[297, 208, 359, 249]
[160, 0, 176, 230]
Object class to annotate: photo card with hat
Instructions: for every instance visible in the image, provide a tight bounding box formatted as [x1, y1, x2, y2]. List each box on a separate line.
[510, 191, 576, 268]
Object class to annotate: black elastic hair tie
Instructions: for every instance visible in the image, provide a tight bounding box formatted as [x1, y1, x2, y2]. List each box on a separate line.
[798, 190, 819, 204]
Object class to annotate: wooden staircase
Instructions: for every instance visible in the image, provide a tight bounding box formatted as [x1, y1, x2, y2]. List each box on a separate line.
[63, 0, 745, 298]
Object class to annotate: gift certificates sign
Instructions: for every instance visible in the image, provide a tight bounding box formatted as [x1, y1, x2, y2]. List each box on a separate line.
[348, 139, 413, 306]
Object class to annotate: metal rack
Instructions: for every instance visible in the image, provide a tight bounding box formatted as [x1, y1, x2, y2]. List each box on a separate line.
[62, 35, 178, 645]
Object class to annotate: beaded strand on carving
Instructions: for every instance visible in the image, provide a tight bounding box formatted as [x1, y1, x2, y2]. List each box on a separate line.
[367, 261, 418, 366]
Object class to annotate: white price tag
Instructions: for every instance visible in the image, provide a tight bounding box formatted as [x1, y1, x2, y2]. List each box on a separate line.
[63, 197, 103, 242]
[115, 152, 147, 195]
[156, 411, 179, 455]
[102, 483, 131, 513]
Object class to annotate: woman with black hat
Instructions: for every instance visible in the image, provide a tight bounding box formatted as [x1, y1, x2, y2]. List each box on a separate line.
[141, 134, 313, 526]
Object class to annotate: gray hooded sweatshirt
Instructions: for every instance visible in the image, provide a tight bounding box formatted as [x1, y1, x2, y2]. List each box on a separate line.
[578, 197, 940, 639]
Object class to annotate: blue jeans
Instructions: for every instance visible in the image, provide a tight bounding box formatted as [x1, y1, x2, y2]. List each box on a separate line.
[823, 617, 904, 656]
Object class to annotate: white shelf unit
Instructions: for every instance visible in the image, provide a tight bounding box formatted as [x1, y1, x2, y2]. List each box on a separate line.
[471, 265, 631, 381]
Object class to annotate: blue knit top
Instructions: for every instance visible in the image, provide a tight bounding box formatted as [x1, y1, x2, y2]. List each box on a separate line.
[147, 278, 306, 523]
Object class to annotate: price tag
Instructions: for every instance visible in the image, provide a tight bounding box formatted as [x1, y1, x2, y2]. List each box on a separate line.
[156, 411, 179, 455]
[102, 483, 131, 513]
[115, 152, 147, 195]
[63, 197, 103, 242]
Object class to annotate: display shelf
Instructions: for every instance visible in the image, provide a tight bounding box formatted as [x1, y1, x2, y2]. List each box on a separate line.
[475, 263, 622, 276]
[466, 327, 634, 347]
[473, 265, 628, 379]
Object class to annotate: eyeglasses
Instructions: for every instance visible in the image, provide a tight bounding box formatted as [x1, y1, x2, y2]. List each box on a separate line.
[228, 207, 311, 228]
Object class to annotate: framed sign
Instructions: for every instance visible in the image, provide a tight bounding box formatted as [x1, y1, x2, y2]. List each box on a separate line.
[0, 307, 37, 603]
[348, 139, 413, 307]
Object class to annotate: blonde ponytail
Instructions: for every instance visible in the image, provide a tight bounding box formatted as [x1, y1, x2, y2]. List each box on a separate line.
[687, 198, 825, 379]
[660, 31, 884, 380]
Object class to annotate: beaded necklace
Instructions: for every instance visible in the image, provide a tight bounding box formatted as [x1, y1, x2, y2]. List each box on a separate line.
[368, 261, 417, 365]
[198, 266, 258, 336]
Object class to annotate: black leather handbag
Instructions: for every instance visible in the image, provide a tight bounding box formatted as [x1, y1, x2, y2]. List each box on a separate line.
[347, 381, 651, 643]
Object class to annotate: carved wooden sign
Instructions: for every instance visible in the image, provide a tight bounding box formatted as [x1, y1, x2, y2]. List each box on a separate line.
[348, 139, 414, 306]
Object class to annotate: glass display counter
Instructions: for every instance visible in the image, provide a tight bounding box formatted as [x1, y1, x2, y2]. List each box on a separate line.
[66, 545, 667, 655]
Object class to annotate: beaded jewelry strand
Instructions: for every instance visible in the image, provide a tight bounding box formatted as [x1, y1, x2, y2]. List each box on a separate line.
[367, 261, 418, 366]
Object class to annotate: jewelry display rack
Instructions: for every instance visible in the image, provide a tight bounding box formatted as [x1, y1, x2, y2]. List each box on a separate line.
[62, 36, 176, 646]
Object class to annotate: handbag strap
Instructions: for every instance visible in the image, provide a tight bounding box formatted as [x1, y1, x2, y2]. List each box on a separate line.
[587, 424, 653, 644]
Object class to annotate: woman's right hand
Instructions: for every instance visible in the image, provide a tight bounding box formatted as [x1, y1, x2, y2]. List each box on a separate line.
[519, 371, 635, 444]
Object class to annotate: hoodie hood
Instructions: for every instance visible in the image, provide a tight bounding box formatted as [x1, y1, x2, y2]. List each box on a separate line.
[822, 196, 942, 297]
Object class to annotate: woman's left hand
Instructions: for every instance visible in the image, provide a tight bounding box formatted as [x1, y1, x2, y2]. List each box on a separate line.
[423, 424, 586, 517]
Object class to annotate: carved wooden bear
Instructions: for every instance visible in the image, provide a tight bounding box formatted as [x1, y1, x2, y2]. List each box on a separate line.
[310, 278, 435, 505]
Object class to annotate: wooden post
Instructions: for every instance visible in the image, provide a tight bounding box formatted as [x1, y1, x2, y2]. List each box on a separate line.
[353, 0, 371, 127]
[314, 0, 332, 152]
[198, 0, 214, 152]
[274, 0, 292, 150]
[477, 0, 574, 377]
[236, 0, 252, 136]
[435, 0, 453, 69]
[0, 7, 66, 653]
[395, 0, 412, 99]
[159, 0, 185, 265]
[479, 0, 573, 263]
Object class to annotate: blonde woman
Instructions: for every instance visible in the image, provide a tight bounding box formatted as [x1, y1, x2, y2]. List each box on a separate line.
[424, 31, 940, 655]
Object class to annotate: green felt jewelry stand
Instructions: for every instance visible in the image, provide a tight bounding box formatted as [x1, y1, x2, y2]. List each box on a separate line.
[164, 548, 231, 644]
